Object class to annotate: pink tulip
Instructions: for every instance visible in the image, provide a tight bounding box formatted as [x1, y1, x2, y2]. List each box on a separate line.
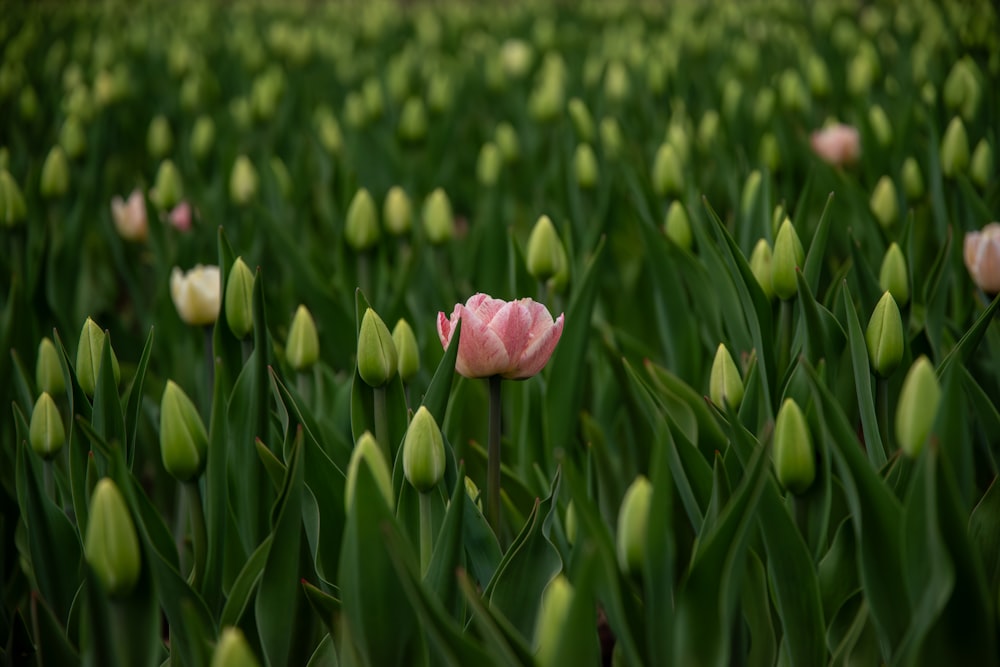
[437, 293, 564, 379]
[110, 189, 149, 242]
[168, 201, 193, 232]
[964, 223, 1000, 293]
[810, 124, 861, 167]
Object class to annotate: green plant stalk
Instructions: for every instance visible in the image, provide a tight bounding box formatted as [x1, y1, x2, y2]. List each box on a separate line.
[374, 385, 390, 460]
[203, 326, 215, 396]
[358, 252, 372, 302]
[488, 374, 502, 538]
[777, 298, 793, 380]
[186, 481, 207, 592]
[419, 491, 433, 576]
[876, 376, 891, 456]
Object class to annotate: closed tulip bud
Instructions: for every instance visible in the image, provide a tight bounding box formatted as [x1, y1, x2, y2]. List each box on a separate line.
[224, 258, 255, 340]
[59, 115, 87, 159]
[422, 188, 454, 245]
[847, 50, 876, 97]
[344, 188, 380, 252]
[534, 575, 574, 667]
[868, 105, 892, 148]
[526, 214, 566, 282]
[664, 201, 692, 251]
[36, 337, 65, 396]
[464, 476, 483, 511]
[494, 122, 520, 163]
[773, 398, 816, 494]
[901, 157, 924, 199]
[599, 117, 623, 161]
[211, 627, 261, 667]
[392, 318, 419, 382]
[807, 54, 831, 97]
[722, 79, 743, 121]
[159, 380, 208, 481]
[866, 292, 904, 377]
[40, 146, 69, 198]
[190, 115, 215, 161]
[477, 142, 502, 187]
[0, 169, 27, 227]
[287, 305, 319, 372]
[398, 97, 428, 143]
[870, 176, 899, 229]
[314, 108, 343, 157]
[147, 115, 173, 159]
[564, 501, 577, 545]
[85, 479, 141, 598]
[778, 69, 808, 113]
[427, 73, 453, 115]
[616, 476, 653, 576]
[402, 406, 445, 493]
[879, 243, 910, 306]
[940, 117, 969, 178]
[567, 98, 594, 142]
[740, 170, 763, 221]
[76, 318, 120, 397]
[573, 143, 599, 190]
[345, 431, 393, 510]
[750, 238, 775, 300]
[150, 160, 183, 211]
[752, 87, 776, 126]
[343, 92, 367, 130]
[697, 110, 720, 149]
[943, 57, 982, 121]
[171, 265, 221, 326]
[771, 219, 805, 300]
[651, 143, 684, 197]
[229, 155, 258, 206]
[970, 139, 993, 189]
[963, 223, 1000, 294]
[896, 356, 941, 457]
[710, 343, 744, 410]
[383, 186, 412, 236]
[604, 61, 630, 103]
[269, 157, 291, 200]
[357, 308, 398, 388]
[30, 392, 65, 459]
[500, 39, 533, 79]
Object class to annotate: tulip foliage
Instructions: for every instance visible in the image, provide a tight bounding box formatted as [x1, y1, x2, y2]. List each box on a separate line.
[3, 0, 1000, 665]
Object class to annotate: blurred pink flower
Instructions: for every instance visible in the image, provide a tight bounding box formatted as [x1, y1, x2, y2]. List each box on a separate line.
[168, 201, 193, 232]
[437, 293, 564, 379]
[111, 189, 148, 242]
[964, 223, 1000, 293]
[810, 124, 861, 167]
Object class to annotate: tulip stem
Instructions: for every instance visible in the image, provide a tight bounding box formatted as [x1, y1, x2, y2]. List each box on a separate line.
[777, 299, 793, 380]
[186, 481, 207, 593]
[487, 374, 503, 539]
[203, 326, 215, 398]
[419, 491, 433, 576]
[876, 376, 891, 456]
[374, 386, 390, 461]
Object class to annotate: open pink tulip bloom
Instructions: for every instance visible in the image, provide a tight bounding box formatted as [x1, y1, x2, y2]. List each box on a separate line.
[810, 123, 861, 167]
[438, 294, 564, 379]
[964, 222, 1000, 294]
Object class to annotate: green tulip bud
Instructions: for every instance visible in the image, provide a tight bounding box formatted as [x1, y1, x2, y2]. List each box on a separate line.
[315, 108, 343, 157]
[76, 318, 120, 397]
[224, 257, 255, 340]
[345, 431, 393, 510]
[616, 475, 653, 576]
[896, 356, 940, 457]
[30, 392, 65, 459]
[722, 79, 743, 121]
[286, 305, 320, 372]
[750, 238, 775, 300]
[398, 97, 428, 143]
[344, 188, 380, 252]
[534, 574, 575, 667]
[807, 54, 831, 97]
[697, 110, 720, 150]
[361, 77, 384, 120]
[59, 115, 87, 159]
[901, 157, 924, 199]
[646, 59, 666, 96]
[870, 176, 899, 229]
[465, 476, 483, 511]
[970, 139, 993, 189]
[151, 159, 183, 211]
[847, 48, 877, 97]
[940, 117, 969, 178]
[0, 169, 27, 227]
[159, 380, 209, 481]
[604, 61, 630, 103]
[391, 318, 419, 383]
[879, 243, 909, 306]
[752, 87, 776, 126]
[269, 157, 292, 200]
[528, 75, 564, 123]
[664, 201, 692, 251]
[85, 478, 141, 597]
[567, 98, 594, 142]
[573, 143, 599, 190]
[526, 214, 566, 283]
[710, 343, 744, 410]
[771, 219, 805, 300]
[229, 155, 259, 206]
[651, 143, 684, 197]
[147, 115, 173, 159]
[427, 73, 454, 115]
[383, 186, 412, 236]
[476, 142, 502, 187]
[19, 86, 40, 120]
[778, 69, 808, 113]
[190, 115, 215, 161]
[39, 146, 69, 198]
[421, 188, 454, 245]
[943, 57, 982, 121]
[211, 627, 261, 667]
[759, 133, 780, 172]
[564, 501, 577, 546]
[599, 117, 623, 161]
[740, 170, 763, 221]
[357, 308, 398, 388]
[402, 406, 445, 493]
[500, 38, 533, 80]
[773, 398, 816, 494]
[36, 337, 65, 396]
[343, 92, 367, 130]
[494, 122, 520, 164]
[865, 292, 904, 377]
[868, 105, 892, 148]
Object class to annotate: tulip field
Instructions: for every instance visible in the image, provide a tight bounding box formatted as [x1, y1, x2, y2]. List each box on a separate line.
[3, 0, 1000, 664]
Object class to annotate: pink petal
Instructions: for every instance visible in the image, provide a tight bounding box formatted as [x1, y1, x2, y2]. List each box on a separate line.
[455, 304, 509, 378]
[467, 293, 506, 324]
[437, 311, 454, 349]
[508, 312, 564, 379]
[489, 300, 533, 363]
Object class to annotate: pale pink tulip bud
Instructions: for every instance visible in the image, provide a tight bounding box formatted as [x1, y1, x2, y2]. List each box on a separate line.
[111, 189, 148, 242]
[809, 123, 861, 167]
[168, 201, 193, 232]
[964, 223, 1000, 294]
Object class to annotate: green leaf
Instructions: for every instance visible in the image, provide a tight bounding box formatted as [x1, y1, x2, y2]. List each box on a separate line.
[644, 360, 728, 454]
[301, 580, 340, 636]
[91, 331, 125, 456]
[802, 192, 835, 293]
[741, 549, 776, 667]
[840, 284, 886, 467]
[123, 327, 154, 469]
[969, 475, 1000, 597]
[458, 570, 536, 666]
[256, 438, 287, 491]
[220, 536, 273, 628]
[306, 634, 340, 667]
[937, 292, 1000, 378]
[420, 318, 461, 425]
[31, 592, 81, 666]
[423, 463, 468, 615]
